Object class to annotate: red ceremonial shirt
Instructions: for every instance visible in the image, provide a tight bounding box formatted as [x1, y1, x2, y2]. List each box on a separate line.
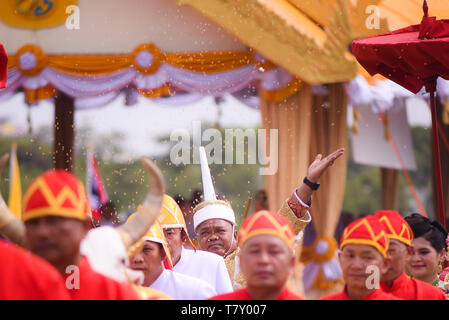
[0, 240, 70, 300]
[65, 256, 138, 300]
[321, 286, 402, 300]
[209, 287, 304, 300]
[380, 272, 447, 300]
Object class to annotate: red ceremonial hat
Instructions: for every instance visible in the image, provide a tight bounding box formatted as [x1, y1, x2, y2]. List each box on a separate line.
[22, 170, 91, 222]
[374, 210, 414, 246]
[238, 210, 295, 250]
[340, 215, 389, 257]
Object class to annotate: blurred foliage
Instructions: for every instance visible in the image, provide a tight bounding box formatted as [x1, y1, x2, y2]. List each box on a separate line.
[0, 123, 261, 225]
[0, 121, 432, 223]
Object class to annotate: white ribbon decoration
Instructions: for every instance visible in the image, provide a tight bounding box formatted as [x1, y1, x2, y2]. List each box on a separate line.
[0, 55, 307, 109]
[4, 56, 447, 110]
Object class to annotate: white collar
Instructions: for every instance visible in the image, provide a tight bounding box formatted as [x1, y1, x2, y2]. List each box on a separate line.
[175, 246, 188, 268]
[151, 268, 168, 288]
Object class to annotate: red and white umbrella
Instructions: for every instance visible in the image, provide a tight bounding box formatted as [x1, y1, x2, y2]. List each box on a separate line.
[353, 0, 449, 226]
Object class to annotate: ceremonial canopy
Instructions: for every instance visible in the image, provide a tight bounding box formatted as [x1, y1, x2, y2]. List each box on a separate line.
[1, 0, 449, 300]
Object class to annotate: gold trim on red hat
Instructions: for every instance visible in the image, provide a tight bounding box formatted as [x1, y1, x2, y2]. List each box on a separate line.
[23, 175, 90, 222]
[340, 218, 389, 257]
[378, 215, 413, 246]
[239, 210, 295, 250]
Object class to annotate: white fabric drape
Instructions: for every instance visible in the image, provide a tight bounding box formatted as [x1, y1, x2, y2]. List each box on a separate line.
[346, 75, 416, 113]
[0, 59, 298, 109]
[346, 75, 449, 115]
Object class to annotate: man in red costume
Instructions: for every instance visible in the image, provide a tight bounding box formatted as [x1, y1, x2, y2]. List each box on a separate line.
[0, 239, 70, 299]
[321, 215, 400, 300]
[22, 170, 138, 300]
[375, 210, 447, 300]
[209, 210, 304, 300]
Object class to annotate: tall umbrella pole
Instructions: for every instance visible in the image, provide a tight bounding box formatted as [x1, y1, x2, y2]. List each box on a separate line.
[428, 82, 446, 227]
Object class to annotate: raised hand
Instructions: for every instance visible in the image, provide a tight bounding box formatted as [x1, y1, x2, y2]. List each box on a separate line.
[307, 148, 345, 183]
[289, 148, 345, 218]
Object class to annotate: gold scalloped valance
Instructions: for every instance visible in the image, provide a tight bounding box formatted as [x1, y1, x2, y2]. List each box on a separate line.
[6, 43, 304, 104]
[8, 43, 256, 75]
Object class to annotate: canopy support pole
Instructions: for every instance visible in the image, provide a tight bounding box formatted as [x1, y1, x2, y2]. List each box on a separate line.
[53, 91, 75, 172]
[381, 168, 399, 210]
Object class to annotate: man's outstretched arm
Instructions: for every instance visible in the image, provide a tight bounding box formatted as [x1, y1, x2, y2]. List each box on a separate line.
[278, 148, 345, 233]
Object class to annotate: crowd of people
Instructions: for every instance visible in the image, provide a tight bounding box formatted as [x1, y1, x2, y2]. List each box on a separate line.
[0, 146, 448, 300]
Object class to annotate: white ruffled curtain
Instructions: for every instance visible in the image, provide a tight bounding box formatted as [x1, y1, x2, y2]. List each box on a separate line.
[0, 54, 298, 108]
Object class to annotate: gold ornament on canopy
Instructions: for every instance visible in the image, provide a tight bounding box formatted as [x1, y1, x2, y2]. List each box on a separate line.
[15, 44, 47, 76]
[131, 43, 163, 75]
[0, 0, 78, 29]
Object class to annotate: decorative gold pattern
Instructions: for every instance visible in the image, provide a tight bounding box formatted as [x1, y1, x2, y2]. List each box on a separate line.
[130, 43, 163, 75]
[131, 284, 172, 300]
[224, 247, 246, 290]
[278, 199, 311, 235]
[178, 0, 357, 84]
[378, 215, 413, 246]
[341, 218, 389, 257]
[22, 174, 90, 222]
[0, 0, 78, 30]
[15, 44, 47, 76]
[287, 0, 389, 39]
[238, 210, 295, 250]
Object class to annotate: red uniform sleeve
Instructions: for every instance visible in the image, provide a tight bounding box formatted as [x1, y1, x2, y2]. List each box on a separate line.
[115, 281, 140, 300]
[0, 240, 70, 300]
[320, 292, 344, 300]
[67, 257, 140, 300]
[415, 278, 449, 300]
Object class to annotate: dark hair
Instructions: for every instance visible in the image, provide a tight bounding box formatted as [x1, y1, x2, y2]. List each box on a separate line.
[191, 190, 202, 205]
[254, 189, 269, 210]
[405, 213, 448, 252]
[174, 195, 185, 207]
[99, 200, 118, 221]
[255, 189, 267, 199]
[145, 242, 164, 256]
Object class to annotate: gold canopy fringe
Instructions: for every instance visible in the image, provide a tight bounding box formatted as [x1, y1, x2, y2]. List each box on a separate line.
[443, 98, 449, 125]
[8, 43, 302, 103]
[24, 84, 56, 105]
[352, 107, 361, 135]
[138, 84, 174, 99]
[260, 78, 303, 103]
[8, 43, 255, 75]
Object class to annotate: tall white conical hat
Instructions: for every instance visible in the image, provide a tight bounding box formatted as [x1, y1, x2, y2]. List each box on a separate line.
[199, 146, 217, 202]
[193, 147, 236, 230]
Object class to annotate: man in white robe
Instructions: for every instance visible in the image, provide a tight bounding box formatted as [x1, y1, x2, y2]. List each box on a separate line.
[128, 216, 216, 300]
[158, 194, 233, 294]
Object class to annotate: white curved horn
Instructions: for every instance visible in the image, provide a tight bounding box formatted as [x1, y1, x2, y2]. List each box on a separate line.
[117, 157, 165, 248]
[0, 154, 26, 247]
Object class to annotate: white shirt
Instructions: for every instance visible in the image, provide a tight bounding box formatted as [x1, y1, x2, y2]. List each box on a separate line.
[150, 269, 216, 300]
[173, 247, 233, 294]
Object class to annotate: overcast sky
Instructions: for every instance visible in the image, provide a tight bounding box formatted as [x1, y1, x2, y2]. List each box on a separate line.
[0, 93, 431, 159]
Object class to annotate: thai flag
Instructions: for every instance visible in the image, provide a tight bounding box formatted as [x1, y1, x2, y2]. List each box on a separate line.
[86, 148, 108, 222]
